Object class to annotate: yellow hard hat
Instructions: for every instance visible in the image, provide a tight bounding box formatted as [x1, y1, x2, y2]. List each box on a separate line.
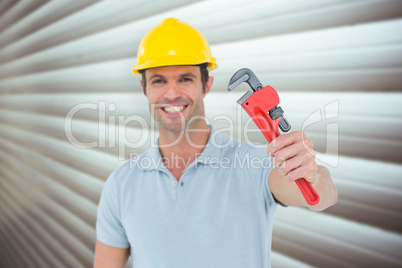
[132, 18, 217, 75]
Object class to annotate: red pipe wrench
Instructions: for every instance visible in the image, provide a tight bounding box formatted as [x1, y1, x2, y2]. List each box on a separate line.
[228, 68, 320, 206]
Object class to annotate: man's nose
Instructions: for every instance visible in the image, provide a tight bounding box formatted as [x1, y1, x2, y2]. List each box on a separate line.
[163, 81, 181, 99]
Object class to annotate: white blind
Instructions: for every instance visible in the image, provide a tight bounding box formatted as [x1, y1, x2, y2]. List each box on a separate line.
[0, 1, 401, 267]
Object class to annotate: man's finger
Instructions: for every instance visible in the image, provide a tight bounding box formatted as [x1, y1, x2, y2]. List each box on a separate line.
[267, 131, 304, 156]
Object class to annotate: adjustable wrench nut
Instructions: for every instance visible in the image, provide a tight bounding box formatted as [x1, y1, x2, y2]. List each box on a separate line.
[269, 106, 284, 120]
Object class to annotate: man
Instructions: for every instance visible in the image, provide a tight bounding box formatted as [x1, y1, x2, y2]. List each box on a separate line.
[94, 18, 337, 268]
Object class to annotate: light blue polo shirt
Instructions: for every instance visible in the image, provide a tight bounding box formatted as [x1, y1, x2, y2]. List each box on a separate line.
[97, 126, 278, 268]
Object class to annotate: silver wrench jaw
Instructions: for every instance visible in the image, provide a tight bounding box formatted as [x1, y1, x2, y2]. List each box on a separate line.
[227, 68, 263, 92]
[228, 68, 292, 133]
[228, 74, 249, 91]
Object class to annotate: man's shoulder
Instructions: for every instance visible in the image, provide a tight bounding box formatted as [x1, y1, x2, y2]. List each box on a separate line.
[107, 147, 159, 184]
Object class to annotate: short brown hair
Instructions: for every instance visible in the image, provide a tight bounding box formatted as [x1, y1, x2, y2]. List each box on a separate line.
[141, 64, 209, 94]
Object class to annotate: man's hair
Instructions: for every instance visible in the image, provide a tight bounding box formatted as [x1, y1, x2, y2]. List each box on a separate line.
[140, 63, 209, 94]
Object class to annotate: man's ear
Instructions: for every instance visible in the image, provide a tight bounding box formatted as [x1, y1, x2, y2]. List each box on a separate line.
[203, 76, 214, 97]
[140, 80, 146, 96]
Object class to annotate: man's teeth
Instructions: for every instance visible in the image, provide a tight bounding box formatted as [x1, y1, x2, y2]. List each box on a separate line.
[163, 106, 185, 113]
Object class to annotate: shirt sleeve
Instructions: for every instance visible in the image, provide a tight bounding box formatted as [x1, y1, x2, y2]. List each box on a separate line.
[257, 149, 287, 208]
[242, 144, 279, 211]
[260, 158, 280, 211]
[96, 172, 130, 248]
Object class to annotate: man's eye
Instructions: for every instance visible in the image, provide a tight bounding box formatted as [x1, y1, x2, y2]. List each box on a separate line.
[180, 78, 192, 82]
[152, 79, 164, 84]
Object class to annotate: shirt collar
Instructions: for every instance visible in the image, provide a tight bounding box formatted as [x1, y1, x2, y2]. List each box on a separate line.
[194, 125, 229, 165]
[135, 142, 165, 172]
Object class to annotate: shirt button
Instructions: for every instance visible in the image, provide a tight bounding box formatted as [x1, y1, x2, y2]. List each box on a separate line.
[172, 181, 177, 186]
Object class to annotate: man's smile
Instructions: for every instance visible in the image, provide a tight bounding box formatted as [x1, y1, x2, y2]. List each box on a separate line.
[161, 105, 188, 114]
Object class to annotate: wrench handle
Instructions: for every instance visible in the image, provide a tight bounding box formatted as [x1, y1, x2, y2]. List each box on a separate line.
[252, 111, 320, 205]
[295, 178, 320, 205]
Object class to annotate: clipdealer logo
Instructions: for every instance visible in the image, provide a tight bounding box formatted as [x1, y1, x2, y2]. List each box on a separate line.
[64, 100, 339, 166]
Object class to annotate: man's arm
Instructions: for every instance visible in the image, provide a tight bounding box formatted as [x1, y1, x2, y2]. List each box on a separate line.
[267, 131, 338, 211]
[94, 240, 130, 268]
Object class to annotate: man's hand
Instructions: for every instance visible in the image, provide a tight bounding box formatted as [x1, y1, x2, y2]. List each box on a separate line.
[267, 131, 317, 184]
[267, 131, 338, 211]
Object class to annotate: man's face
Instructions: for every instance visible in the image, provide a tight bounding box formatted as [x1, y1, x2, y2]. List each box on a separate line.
[142, 65, 212, 133]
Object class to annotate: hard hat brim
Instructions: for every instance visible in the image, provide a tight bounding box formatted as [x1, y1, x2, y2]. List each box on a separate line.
[132, 57, 217, 75]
